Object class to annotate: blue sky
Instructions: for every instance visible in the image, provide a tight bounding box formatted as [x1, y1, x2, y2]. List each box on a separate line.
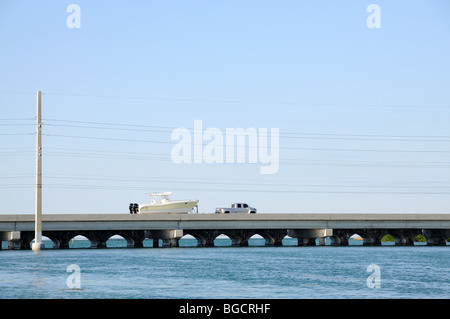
[1, 0, 449, 214]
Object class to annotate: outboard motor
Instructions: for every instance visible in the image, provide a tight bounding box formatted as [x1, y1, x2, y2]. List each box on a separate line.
[129, 203, 134, 214]
[133, 203, 139, 214]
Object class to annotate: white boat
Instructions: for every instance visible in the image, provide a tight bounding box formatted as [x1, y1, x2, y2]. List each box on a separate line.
[138, 192, 199, 214]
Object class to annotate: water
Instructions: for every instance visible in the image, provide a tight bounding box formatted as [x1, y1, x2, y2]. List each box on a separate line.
[1, 238, 449, 299]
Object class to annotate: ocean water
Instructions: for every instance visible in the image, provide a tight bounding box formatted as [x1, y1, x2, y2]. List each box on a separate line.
[0, 238, 449, 299]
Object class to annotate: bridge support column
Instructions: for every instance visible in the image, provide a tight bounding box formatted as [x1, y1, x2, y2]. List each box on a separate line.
[197, 237, 215, 247]
[227, 230, 253, 247]
[6, 231, 34, 250]
[131, 240, 144, 248]
[402, 229, 422, 246]
[298, 238, 316, 246]
[43, 231, 73, 249]
[125, 230, 146, 248]
[146, 230, 183, 248]
[362, 237, 381, 246]
[328, 229, 350, 246]
[58, 240, 70, 249]
[7, 240, 22, 250]
[0, 231, 22, 250]
[288, 229, 332, 246]
[85, 231, 108, 248]
[162, 238, 179, 247]
[91, 240, 107, 249]
[264, 237, 283, 246]
[230, 237, 245, 247]
[423, 229, 449, 246]
[183, 230, 215, 247]
[259, 230, 287, 246]
[234, 238, 248, 247]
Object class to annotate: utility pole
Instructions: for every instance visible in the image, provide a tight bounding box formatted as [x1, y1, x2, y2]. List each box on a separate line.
[32, 91, 44, 251]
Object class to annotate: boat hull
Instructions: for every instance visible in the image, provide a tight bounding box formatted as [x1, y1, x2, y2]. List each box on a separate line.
[138, 200, 198, 214]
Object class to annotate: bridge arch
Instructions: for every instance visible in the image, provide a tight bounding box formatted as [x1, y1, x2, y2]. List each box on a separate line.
[282, 235, 298, 246]
[330, 229, 424, 246]
[41, 231, 92, 249]
[214, 234, 232, 247]
[70, 232, 104, 248]
[380, 231, 407, 245]
[182, 230, 215, 247]
[183, 230, 253, 247]
[179, 234, 198, 247]
[105, 234, 129, 248]
[107, 230, 145, 248]
[328, 230, 377, 246]
[248, 230, 287, 246]
[380, 229, 420, 245]
[354, 230, 382, 246]
[67, 235, 91, 248]
[29, 235, 55, 249]
[248, 234, 265, 246]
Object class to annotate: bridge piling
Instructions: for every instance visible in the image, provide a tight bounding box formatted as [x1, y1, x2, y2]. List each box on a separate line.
[423, 229, 449, 246]
[162, 238, 179, 247]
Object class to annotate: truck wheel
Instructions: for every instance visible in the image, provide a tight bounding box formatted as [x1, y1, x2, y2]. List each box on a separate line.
[250, 211, 256, 214]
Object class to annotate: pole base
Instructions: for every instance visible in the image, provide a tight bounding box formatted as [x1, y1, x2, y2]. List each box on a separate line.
[32, 242, 45, 251]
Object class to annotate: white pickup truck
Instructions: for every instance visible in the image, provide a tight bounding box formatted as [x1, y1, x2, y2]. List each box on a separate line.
[215, 203, 257, 214]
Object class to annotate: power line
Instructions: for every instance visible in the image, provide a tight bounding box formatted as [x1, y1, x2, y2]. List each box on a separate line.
[43, 172, 450, 185]
[42, 175, 450, 189]
[43, 118, 173, 129]
[38, 151, 450, 168]
[4, 169, 450, 190]
[41, 92, 450, 109]
[43, 123, 450, 142]
[3, 170, 450, 195]
[44, 133, 171, 145]
[3, 146, 450, 168]
[12, 112, 450, 154]
[42, 118, 450, 142]
[5, 183, 448, 194]
[44, 123, 172, 134]
[2, 182, 449, 194]
[42, 133, 450, 153]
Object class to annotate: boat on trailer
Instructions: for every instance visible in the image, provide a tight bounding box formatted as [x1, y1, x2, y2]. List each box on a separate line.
[137, 192, 199, 214]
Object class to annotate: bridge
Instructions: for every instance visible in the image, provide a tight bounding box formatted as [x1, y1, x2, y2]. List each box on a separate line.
[1, 213, 449, 249]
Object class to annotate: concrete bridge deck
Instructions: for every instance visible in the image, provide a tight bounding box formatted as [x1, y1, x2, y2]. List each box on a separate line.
[1, 213, 449, 249]
[1, 213, 450, 230]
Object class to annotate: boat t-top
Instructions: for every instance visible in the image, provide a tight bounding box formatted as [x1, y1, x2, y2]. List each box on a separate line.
[136, 192, 199, 214]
